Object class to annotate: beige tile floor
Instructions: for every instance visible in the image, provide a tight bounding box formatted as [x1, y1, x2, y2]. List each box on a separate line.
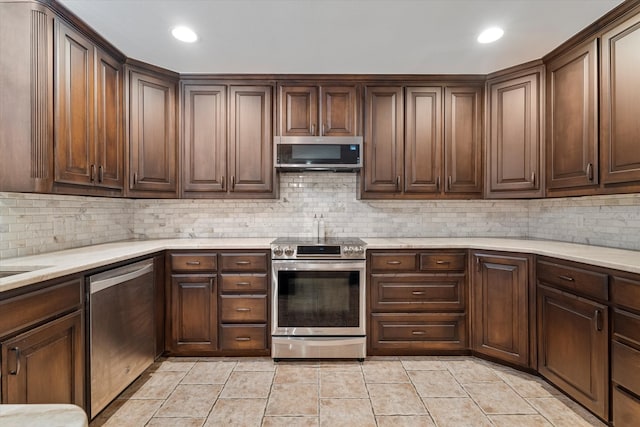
[90, 356, 606, 427]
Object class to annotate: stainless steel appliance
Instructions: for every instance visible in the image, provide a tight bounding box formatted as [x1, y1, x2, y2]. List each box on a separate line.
[274, 136, 363, 171]
[271, 238, 367, 360]
[88, 259, 155, 419]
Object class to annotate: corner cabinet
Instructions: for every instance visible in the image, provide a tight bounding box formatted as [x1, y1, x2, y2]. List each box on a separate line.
[278, 84, 359, 136]
[126, 65, 178, 198]
[182, 82, 275, 198]
[601, 12, 640, 188]
[471, 251, 534, 367]
[0, 277, 84, 407]
[486, 64, 544, 198]
[536, 257, 609, 420]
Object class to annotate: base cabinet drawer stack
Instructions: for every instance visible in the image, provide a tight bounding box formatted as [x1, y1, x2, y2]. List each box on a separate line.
[368, 250, 467, 354]
[611, 273, 640, 426]
[536, 257, 609, 420]
[167, 250, 269, 356]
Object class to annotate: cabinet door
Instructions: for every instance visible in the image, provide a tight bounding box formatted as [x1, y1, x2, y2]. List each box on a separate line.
[405, 87, 442, 194]
[547, 40, 598, 190]
[228, 85, 274, 194]
[1, 311, 84, 407]
[182, 84, 227, 194]
[279, 86, 317, 136]
[487, 70, 543, 196]
[54, 21, 94, 187]
[537, 284, 608, 419]
[169, 275, 217, 353]
[473, 253, 530, 367]
[444, 86, 482, 194]
[363, 86, 404, 193]
[129, 70, 177, 195]
[321, 85, 358, 136]
[601, 14, 640, 185]
[95, 48, 123, 189]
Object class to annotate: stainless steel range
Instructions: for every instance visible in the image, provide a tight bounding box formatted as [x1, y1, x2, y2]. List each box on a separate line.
[271, 237, 367, 360]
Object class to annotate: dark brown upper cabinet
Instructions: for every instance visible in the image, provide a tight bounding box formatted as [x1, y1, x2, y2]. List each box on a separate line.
[601, 12, 640, 187]
[54, 20, 124, 194]
[546, 41, 598, 193]
[127, 66, 178, 198]
[278, 84, 359, 136]
[486, 65, 543, 198]
[182, 82, 275, 198]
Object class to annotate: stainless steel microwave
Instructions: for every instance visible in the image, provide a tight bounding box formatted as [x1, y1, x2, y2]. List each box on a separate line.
[274, 136, 363, 171]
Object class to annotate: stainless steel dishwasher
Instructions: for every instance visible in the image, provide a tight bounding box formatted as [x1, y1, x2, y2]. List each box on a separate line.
[88, 259, 155, 419]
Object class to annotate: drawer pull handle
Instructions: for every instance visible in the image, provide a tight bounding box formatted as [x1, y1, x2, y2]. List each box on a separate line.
[435, 260, 449, 265]
[235, 337, 251, 341]
[235, 261, 251, 265]
[386, 260, 401, 265]
[558, 275, 574, 282]
[412, 331, 426, 335]
[235, 307, 251, 312]
[412, 291, 425, 295]
[9, 347, 20, 375]
[236, 282, 251, 286]
[186, 261, 201, 266]
[594, 309, 602, 332]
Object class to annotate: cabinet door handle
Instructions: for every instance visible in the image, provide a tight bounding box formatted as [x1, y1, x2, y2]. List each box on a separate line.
[447, 176, 452, 191]
[231, 175, 236, 190]
[235, 260, 251, 265]
[210, 278, 215, 293]
[186, 261, 201, 266]
[311, 124, 316, 135]
[386, 260, 401, 265]
[586, 163, 594, 181]
[411, 330, 426, 335]
[90, 164, 96, 182]
[436, 176, 440, 191]
[396, 176, 400, 190]
[594, 309, 602, 331]
[322, 123, 326, 135]
[221, 176, 225, 190]
[558, 275, 575, 282]
[133, 172, 138, 185]
[9, 347, 20, 375]
[235, 337, 251, 341]
[476, 256, 481, 272]
[412, 291, 425, 295]
[236, 281, 251, 286]
[531, 171, 536, 186]
[99, 165, 104, 183]
[235, 307, 251, 312]
[435, 260, 449, 265]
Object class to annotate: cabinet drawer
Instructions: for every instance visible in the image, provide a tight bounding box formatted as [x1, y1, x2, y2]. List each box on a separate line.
[370, 274, 465, 312]
[613, 385, 640, 427]
[0, 278, 83, 337]
[219, 325, 267, 350]
[612, 275, 640, 313]
[370, 313, 467, 351]
[614, 309, 640, 346]
[220, 274, 268, 293]
[537, 259, 608, 300]
[170, 253, 217, 272]
[220, 295, 267, 323]
[220, 253, 267, 272]
[370, 254, 417, 272]
[612, 340, 640, 396]
[420, 253, 466, 271]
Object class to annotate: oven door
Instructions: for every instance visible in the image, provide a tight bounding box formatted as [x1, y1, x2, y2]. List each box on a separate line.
[272, 260, 366, 336]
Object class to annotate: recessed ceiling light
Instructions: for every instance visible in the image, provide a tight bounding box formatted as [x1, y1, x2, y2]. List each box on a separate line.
[477, 27, 504, 44]
[171, 26, 198, 43]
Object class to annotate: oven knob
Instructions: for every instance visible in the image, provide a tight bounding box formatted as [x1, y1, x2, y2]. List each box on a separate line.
[354, 246, 364, 256]
[344, 246, 353, 256]
[273, 246, 283, 257]
[284, 247, 295, 257]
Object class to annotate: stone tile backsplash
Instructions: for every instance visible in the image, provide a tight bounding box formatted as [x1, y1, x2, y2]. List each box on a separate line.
[1, 173, 639, 258]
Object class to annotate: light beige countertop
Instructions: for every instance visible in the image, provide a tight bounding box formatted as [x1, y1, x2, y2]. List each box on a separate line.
[0, 404, 88, 427]
[1, 237, 638, 294]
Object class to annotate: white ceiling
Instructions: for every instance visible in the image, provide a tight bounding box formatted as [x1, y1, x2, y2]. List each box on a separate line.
[58, 0, 624, 75]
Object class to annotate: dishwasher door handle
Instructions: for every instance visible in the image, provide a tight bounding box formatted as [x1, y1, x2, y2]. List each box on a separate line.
[90, 260, 154, 294]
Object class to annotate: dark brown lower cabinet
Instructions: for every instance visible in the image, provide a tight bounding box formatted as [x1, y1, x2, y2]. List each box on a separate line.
[537, 284, 608, 419]
[472, 252, 532, 367]
[1, 311, 84, 406]
[169, 274, 217, 354]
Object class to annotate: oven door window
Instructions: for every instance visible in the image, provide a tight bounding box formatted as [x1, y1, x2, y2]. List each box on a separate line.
[277, 271, 360, 328]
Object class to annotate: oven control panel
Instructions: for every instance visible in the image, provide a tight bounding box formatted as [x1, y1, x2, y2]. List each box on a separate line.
[271, 241, 366, 260]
